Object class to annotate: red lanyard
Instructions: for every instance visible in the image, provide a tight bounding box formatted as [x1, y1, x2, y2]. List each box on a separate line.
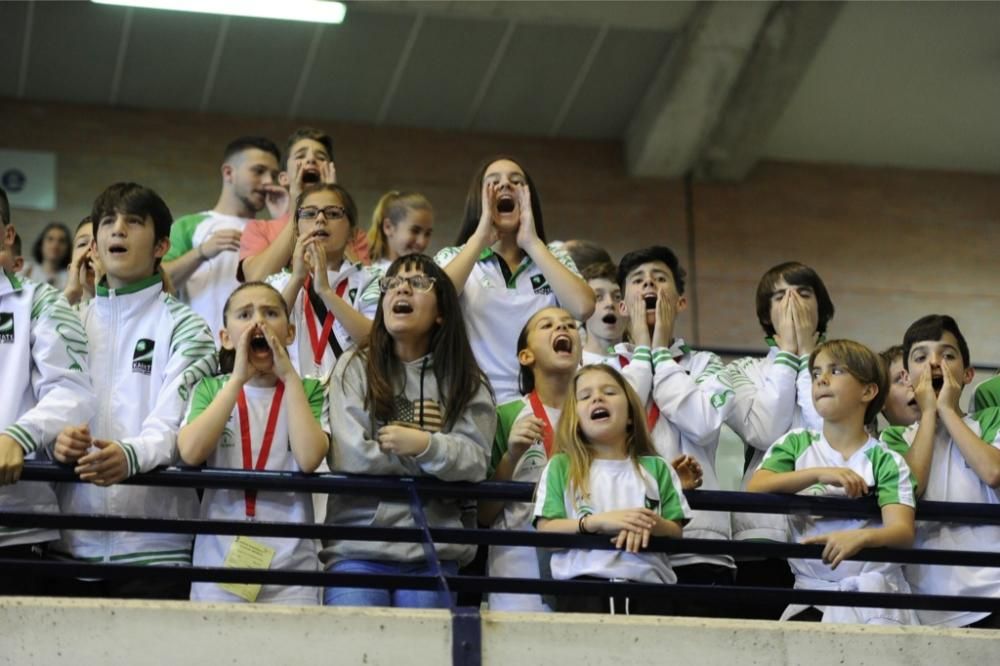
[236, 381, 285, 518]
[528, 391, 555, 458]
[303, 275, 348, 365]
[618, 354, 662, 432]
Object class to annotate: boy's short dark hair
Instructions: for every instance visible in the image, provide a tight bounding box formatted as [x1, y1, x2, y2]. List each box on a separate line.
[222, 136, 280, 164]
[564, 239, 612, 273]
[902, 314, 971, 370]
[617, 246, 686, 295]
[810, 339, 887, 425]
[581, 261, 617, 285]
[91, 182, 173, 243]
[879, 344, 905, 369]
[0, 187, 9, 227]
[755, 261, 835, 338]
[283, 127, 334, 167]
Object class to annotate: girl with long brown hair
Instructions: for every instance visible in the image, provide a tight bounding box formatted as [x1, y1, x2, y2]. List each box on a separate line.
[322, 254, 496, 608]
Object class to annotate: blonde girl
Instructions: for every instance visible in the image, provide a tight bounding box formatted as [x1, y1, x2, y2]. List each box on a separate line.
[535, 364, 691, 615]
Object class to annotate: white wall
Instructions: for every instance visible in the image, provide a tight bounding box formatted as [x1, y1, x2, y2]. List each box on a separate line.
[2, 598, 998, 666]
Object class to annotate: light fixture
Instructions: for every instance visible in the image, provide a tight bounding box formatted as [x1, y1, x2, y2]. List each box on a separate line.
[91, 0, 346, 24]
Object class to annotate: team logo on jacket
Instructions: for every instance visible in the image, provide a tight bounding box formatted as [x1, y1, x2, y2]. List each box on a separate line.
[131, 338, 155, 375]
[530, 274, 551, 295]
[348, 288, 358, 302]
[644, 495, 660, 512]
[0, 312, 13, 343]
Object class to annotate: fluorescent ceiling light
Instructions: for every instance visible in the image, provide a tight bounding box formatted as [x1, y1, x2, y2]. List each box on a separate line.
[91, 0, 346, 24]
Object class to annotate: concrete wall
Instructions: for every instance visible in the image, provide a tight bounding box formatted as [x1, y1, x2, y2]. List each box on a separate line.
[2, 98, 999, 362]
[2, 598, 999, 666]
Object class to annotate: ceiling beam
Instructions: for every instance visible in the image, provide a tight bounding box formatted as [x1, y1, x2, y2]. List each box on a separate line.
[624, 1, 775, 179]
[199, 17, 230, 112]
[548, 24, 608, 137]
[695, 1, 844, 181]
[463, 18, 517, 130]
[16, 1, 35, 99]
[357, 1, 695, 32]
[287, 24, 326, 119]
[108, 7, 134, 105]
[376, 12, 425, 125]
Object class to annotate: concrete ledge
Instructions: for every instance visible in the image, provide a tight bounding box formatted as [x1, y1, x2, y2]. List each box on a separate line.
[1, 598, 998, 666]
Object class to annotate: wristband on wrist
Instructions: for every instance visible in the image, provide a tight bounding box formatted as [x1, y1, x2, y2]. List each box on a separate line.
[578, 514, 593, 535]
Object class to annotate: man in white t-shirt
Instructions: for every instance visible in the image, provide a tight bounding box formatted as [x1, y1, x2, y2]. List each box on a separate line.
[162, 136, 281, 337]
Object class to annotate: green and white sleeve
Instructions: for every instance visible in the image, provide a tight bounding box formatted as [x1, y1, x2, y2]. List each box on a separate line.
[4, 284, 96, 454]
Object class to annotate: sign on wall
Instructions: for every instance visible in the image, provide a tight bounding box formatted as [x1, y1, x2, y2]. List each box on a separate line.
[0, 149, 57, 211]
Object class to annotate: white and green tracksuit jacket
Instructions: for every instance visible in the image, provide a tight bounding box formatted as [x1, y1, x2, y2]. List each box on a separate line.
[724, 342, 818, 543]
[618, 339, 735, 570]
[0, 271, 96, 548]
[54, 274, 217, 566]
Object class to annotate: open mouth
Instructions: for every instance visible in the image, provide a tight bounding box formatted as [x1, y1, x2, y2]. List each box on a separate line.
[301, 169, 321, 184]
[907, 398, 918, 408]
[601, 313, 617, 325]
[590, 406, 610, 421]
[311, 229, 330, 240]
[931, 376, 944, 392]
[391, 300, 414, 314]
[108, 244, 127, 255]
[643, 295, 657, 310]
[496, 195, 516, 214]
[552, 334, 573, 355]
[250, 331, 270, 353]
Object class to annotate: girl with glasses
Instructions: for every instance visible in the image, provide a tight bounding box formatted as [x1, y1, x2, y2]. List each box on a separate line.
[264, 184, 381, 381]
[322, 254, 496, 609]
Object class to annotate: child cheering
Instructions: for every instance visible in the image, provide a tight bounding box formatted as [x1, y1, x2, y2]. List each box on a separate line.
[535, 365, 691, 616]
[179, 282, 330, 605]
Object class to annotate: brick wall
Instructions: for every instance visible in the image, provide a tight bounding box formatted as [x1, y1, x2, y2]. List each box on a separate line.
[3, 98, 999, 363]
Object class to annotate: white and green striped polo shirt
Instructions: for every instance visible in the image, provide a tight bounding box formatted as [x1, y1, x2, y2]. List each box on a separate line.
[880, 408, 1000, 627]
[760, 429, 915, 587]
[435, 243, 579, 403]
[534, 453, 692, 584]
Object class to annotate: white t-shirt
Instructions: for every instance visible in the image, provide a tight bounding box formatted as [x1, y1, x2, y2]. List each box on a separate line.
[759, 429, 916, 587]
[534, 453, 692, 584]
[435, 243, 580, 403]
[882, 409, 1000, 627]
[166, 211, 248, 340]
[265, 264, 379, 381]
[184, 375, 330, 605]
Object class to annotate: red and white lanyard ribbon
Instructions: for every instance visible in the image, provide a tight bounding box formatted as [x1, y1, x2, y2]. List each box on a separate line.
[236, 381, 285, 518]
[303, 275, 348, 365]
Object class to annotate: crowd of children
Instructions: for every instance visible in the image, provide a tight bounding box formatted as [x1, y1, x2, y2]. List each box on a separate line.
[0, 128, 998, 627]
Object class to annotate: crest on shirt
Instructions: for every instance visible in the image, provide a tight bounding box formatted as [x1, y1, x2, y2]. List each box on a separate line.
[0, 312, 13, 343]
[391, 394, 444, 433]
[644, 495, 660, 512]
[220, 426, 235, 449]
[131, 338, 155, 375]
[530, 274, 552, 295]
[348, 288, 357, 302]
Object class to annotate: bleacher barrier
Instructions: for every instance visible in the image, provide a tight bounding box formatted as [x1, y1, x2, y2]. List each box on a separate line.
[3, 460, 1000, 665]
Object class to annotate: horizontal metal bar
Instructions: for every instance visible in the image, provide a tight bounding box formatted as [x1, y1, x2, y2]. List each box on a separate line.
[19, 461, 1000, 525]
[3, 559, 999, 614]
[4, 510, 1000, 569]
